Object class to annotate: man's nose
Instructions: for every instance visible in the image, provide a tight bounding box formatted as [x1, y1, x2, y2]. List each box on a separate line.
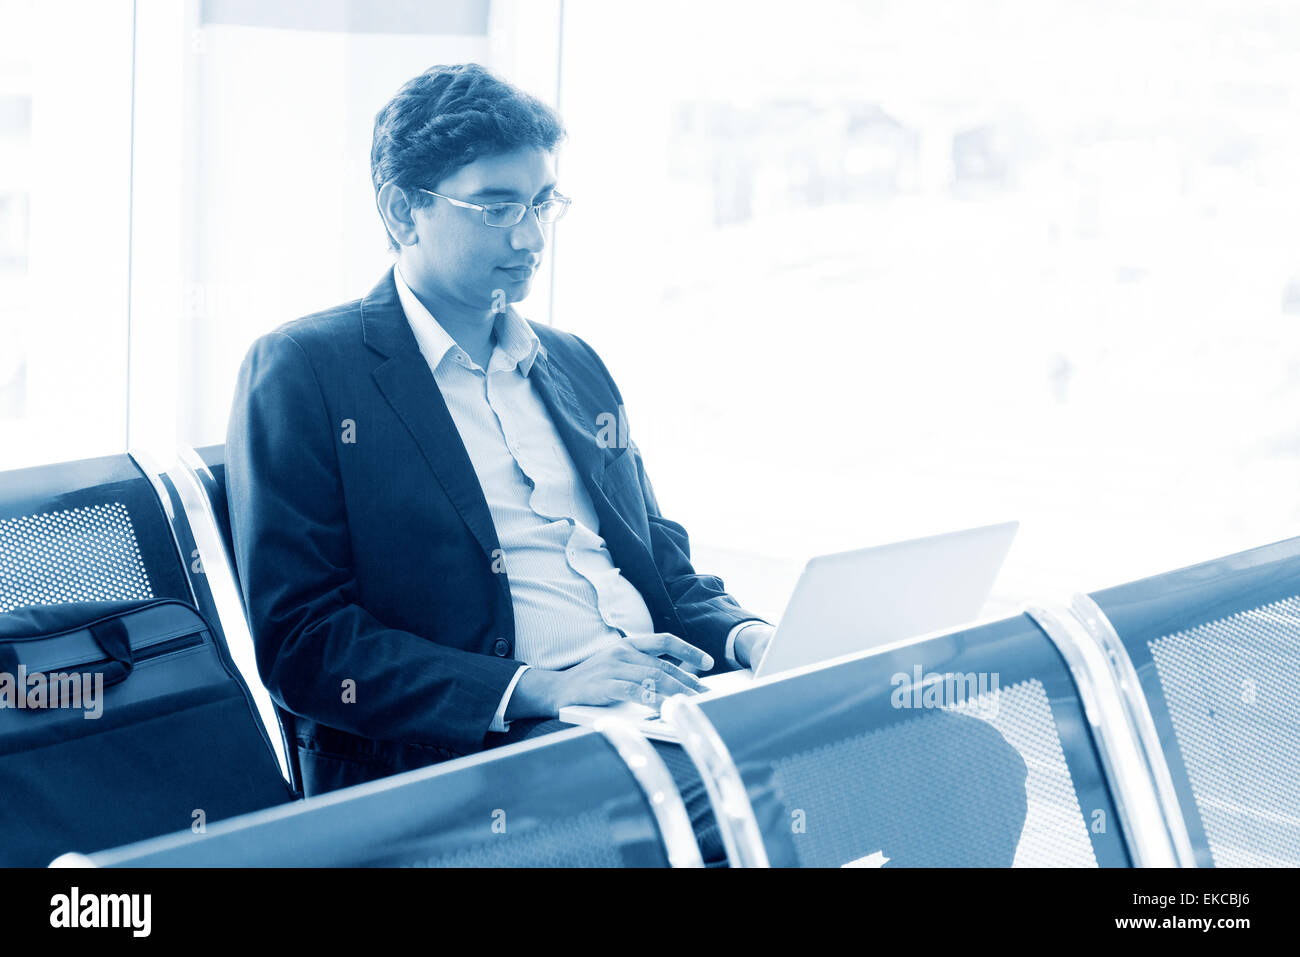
[509, 208, 546, 255]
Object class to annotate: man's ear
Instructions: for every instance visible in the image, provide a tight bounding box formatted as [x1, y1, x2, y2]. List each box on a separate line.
[376, 182, 420, 247]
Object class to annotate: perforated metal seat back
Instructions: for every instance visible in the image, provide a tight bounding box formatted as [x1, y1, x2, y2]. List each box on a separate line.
[1092, 537, 1300, 867]
[698, 615, 1129, 867]
[86, 728, 671, 867]
[0, 455, 191, 613]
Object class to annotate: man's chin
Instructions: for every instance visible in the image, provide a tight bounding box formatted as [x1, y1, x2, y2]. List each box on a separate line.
[489, 279, 532, 311]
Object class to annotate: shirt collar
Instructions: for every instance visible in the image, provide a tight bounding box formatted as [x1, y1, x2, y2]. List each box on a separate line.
[392, 264, 544, 376]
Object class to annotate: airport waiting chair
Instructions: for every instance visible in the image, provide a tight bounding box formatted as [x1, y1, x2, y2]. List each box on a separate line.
[0, 452, 293, 864]
[664, 612, 1153, 868]
[188, 445, 237, 570]
[54, 723, 706, 867]
[176, 444, 301, 796]
[1085, 535, 1300, 868]
[0, 454, 194, 613]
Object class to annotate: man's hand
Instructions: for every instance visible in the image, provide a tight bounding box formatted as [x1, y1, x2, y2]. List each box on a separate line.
[549, 633, 714, 712]
[735, 622, 775, 671]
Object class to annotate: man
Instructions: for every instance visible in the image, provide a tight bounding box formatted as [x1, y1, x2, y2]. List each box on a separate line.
[225, 64, 773, 855]
[229, 63, 1033, 869]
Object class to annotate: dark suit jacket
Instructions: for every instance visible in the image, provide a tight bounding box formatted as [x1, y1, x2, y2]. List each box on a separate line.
[225, 268, 764, 794]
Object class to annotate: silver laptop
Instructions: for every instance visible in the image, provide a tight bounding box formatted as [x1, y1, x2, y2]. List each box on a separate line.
[559, 520, 1019, 742]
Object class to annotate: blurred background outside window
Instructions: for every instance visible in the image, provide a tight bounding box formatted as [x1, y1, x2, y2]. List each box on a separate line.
[2, 0, 1298, 619]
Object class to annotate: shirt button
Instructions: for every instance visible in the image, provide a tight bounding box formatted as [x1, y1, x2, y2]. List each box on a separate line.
[492, 639, 510, 656]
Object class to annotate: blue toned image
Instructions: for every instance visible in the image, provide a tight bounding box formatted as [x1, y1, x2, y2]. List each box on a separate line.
[0, 3, 1294, 936]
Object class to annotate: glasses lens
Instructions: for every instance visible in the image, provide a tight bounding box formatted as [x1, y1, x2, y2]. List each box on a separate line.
[536, 197, 570, 224]
[483, 203, 527, 227]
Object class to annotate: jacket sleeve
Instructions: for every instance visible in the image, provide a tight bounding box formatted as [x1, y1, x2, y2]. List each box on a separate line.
[225, 331, 521, 755]
[571, 335, 768, 669]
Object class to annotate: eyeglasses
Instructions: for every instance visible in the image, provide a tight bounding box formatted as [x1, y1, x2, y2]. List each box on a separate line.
[418, 188, 572, 227]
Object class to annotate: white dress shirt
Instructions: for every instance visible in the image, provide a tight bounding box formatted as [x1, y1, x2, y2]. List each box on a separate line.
[393, 267, 761, 731]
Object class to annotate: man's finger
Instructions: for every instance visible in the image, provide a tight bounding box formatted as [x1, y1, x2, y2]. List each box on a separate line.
[627, 665, 699, 703]
[626, 632, 714, 672]
[604, 677, 675, 709]
[654, 658, 708, 694]
[645, 662, 704, 697]
[607, 678, 647, 706]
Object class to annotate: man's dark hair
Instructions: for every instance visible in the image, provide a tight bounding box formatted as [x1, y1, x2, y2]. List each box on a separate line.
[371, 63, 566, 251]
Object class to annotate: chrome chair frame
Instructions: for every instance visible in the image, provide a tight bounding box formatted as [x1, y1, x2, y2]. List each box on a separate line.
[662, 695, 770, 867]
[1025, 598, 1196, 867]
[129, 447, 294, 789]
[171, 445, 297, 792]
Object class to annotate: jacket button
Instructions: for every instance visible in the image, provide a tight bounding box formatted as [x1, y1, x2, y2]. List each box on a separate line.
[492, 639, 510, 657]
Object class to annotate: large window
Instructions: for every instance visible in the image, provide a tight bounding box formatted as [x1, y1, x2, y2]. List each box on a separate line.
[554, 0, 1300, 616]
[0, 0, 134, 471]
[128, 0, 562, 453]
[4, 0, 1298, 616]
[1, 0, 561, 468]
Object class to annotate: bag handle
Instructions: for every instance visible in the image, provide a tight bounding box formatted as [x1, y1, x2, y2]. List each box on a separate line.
[87, 617, 134, 687]
[0, 619, 133, 688]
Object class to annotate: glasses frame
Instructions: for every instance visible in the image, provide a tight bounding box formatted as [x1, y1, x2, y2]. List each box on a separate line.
[417, 188, 572, 227]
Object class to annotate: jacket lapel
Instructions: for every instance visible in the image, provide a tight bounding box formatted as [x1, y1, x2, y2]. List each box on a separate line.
[360, 267, 655, 580]
[532, 349, 680, 633]
[530, 347, 661, 576]
[362, 270, 501, 564]
[527, 351, 607, 494]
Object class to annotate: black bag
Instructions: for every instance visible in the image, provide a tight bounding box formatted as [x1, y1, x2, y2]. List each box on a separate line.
[0, 598, 293, 866]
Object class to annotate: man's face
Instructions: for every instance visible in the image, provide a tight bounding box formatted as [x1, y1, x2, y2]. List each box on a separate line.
[403, 147, 556, 313]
